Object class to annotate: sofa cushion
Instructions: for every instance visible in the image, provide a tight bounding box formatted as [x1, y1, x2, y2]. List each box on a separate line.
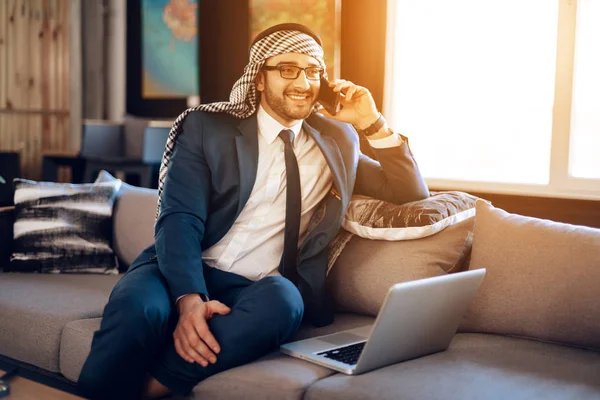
[193, 351, 333, 400]
[460, 200, 600, 351]
[191, 313, 374, 400]
[305, 333, 600, 400]
[59, 313, 373, 398]
[343, 191, 478, 241]
[0, 273, 122, 372]
[95, 170, 158, 267]
[329, 216, 474, 316]
[9, 178, 121, 274]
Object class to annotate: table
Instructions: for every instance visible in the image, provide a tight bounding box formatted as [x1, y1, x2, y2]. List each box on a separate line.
[0, 369, 84, 400]
[41, 150, 86, 184]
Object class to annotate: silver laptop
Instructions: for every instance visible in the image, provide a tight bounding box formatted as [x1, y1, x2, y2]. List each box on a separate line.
[280, 268, 486, 375]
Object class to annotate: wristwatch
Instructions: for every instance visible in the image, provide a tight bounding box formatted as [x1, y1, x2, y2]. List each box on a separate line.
[358, 113, 386, 136]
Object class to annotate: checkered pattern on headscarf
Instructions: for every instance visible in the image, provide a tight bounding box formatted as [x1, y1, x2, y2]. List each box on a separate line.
[155, 30, 326, 220]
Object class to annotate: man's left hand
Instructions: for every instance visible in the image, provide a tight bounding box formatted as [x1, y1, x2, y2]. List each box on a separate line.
[319, 79, 380, 130]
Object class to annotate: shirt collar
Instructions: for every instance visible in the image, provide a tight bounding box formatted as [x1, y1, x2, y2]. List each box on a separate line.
[257, 105, 303, 145]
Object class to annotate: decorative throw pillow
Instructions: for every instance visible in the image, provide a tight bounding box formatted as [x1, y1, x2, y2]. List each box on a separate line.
[459, 200, 600, 351]
[8, 178, 121, 274]
[342, 191, 479, 241]
[329, 216, 475, 316]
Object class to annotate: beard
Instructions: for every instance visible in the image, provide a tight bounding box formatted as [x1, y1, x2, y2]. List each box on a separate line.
[263, 84, 317, 122]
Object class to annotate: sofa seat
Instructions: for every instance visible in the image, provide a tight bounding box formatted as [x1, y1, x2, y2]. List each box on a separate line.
[0, 272, 123, 372]
[58, 312, 374, 398]
[190, 313, 375, 400]
[305, 333, 600, 400]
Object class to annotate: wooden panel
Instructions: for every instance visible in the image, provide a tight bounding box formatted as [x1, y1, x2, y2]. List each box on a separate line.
[0, 0, 6, 109]
[0, 1, 5, 157]
[49, 0, 59, 150]
[0, 0, 71, 181]
[42, 0, 54, 151]
[56, 0, 67, 150]
[5, 0, 17, 110]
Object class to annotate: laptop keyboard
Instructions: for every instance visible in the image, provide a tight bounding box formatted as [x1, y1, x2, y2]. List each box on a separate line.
[317, 342, 366, 365]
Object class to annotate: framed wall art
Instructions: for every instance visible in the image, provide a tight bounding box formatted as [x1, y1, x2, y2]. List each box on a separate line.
[249, 0, 341, 79]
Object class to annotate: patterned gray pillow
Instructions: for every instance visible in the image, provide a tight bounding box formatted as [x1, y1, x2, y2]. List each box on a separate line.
[8, 178, 121, 274]
[343, 191, 479, 241]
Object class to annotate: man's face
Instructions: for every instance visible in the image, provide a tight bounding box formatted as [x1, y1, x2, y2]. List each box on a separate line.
[256, 53, 321, 126]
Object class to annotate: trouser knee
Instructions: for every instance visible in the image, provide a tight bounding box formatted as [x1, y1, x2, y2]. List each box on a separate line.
[244, 276, 305, 342]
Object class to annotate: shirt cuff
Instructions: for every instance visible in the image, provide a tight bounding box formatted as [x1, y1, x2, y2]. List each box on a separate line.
[367, 131, 404, 149]
[176, 293, 208, 304]
[176, 294, 189, 304]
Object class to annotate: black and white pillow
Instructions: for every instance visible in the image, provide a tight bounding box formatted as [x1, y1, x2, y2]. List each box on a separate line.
[8, 178, 121, 274]
[343, 191, 479, 241]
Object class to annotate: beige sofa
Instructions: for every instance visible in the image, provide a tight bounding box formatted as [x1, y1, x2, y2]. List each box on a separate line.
[1, 183, 599, 400]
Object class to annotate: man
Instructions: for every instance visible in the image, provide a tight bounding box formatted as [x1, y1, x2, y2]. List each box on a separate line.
[78, 23, 429, 399]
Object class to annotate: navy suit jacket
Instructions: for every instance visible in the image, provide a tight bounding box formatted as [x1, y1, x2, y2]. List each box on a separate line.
[129, 110, 429, 327]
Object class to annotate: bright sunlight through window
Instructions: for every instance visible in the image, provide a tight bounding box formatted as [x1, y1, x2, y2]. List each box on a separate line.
[569, 0, 600, 179]
[386, 0, 560, 185]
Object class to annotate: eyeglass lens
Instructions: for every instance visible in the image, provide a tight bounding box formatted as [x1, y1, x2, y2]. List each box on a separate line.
[280, 66, 321, 80]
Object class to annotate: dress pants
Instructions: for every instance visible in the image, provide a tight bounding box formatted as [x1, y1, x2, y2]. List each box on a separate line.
[78, 260, 304, 399]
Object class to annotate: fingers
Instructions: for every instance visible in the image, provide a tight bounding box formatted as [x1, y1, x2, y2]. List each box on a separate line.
[329, 79, 366, 101]
[329, 79, 355, 91]
[192, 313, 222, 356]
[173, 307, 224, 367]
[330, 79, 353, 94]
[345, 85, 358, 101]
[174, 336, 209, 367]
[208, 300, 231, 316]
[173, 321, 216, 367]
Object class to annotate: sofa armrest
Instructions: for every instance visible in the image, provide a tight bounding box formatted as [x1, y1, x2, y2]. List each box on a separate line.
[0, 206, 15, 269]
[112, 186, 158, 267]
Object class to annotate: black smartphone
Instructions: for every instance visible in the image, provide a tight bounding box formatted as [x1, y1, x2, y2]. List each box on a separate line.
[318, 76, 341, 116]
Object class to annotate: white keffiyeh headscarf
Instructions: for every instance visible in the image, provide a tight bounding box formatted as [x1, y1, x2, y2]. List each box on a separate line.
[156, 27, 327, 220]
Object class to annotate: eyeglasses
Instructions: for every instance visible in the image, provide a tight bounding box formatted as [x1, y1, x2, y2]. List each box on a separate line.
[262, 65, 324, 81]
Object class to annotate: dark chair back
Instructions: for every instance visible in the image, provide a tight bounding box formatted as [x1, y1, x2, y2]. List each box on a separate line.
[142, 124, 170, 164]
[80, 121, 124, 160]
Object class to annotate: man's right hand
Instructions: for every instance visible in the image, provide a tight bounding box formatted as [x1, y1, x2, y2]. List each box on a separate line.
[173, 294, 231, 367]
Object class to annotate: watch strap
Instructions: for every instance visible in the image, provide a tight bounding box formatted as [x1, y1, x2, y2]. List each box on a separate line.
[360, 113, 386, 136]
[198, 293, 210, 302]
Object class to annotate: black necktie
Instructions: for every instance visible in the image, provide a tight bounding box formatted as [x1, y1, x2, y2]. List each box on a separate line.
[278, 129, 301, 283]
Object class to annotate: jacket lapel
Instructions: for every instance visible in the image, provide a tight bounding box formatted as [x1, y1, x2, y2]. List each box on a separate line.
[302, 120, 347, 202]
[235, 114, 259, 218]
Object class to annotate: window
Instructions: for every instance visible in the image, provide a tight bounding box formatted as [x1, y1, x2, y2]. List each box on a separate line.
[384, 0, 600, 199]
[569, 0, 600, 180]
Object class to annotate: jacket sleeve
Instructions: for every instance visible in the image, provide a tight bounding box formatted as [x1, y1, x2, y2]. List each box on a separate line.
[154, 112, 211, 303]
[353, 133, 430, 204]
